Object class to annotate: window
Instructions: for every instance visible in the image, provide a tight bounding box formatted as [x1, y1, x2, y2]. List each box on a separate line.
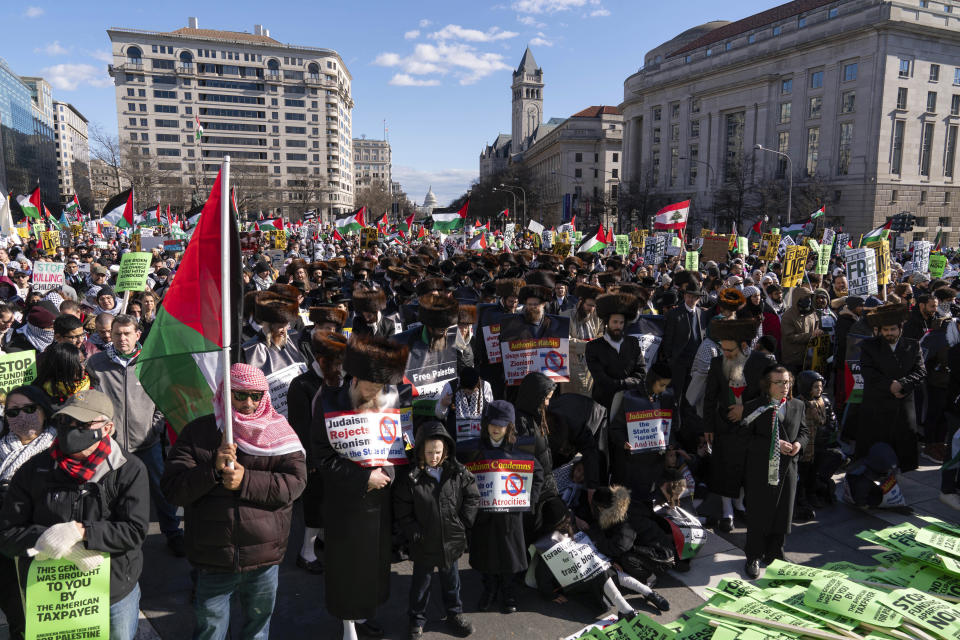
[286, 153, 307, 161]
[574, 168, 582, 178]
[921, 0, 929, 6]
[184, 92, 191, 100]
[575, 152, 583, 162]
[897, 87, 908, 110]
[946, 125, 958, 177]
[843, 62, 858, 82]
[671, 124, 680, 142]
[837, 122, 853, 175]
[155, 133, 179, 142]
[653, 128, 661, 144]
[899, 58, 912, 78]
[773, 25, 782, 35]
[613, 152, 619, 162]
[670, 148, 679, 186]
[841, 91, 856, 114]
[287, 139, 307, 147]
[128, 117, 137, 126]
[776, 131, 790, 178]
[129, 132, 137, 141]
[286, 126, 306, 134]
[947, 191, 952, 203]
[946, 3, 953, 12]
[809, 96, 823, 118]
[611, 168, 619, 178]
[154, 104, 177, 113]
[688, 144, 699, 185]
[952, 95, 960, 116]
[157, 148, 180, 156]
[928, 91, 938, 112]
[285, 99, 305, 108]
[921, 122, 934, 176]
[748, 33, 756, 44]
[829, 6, 839, 17]
[798, 16, 807, 27]
[285, 113, 306, 121]
[892, 190, 899, 202]
[724, 111, 745, 182]
[127, 88, 135, 97]
[155, 119, 178, 127]
[781, 79, 793, 95]
[955, 68, 960, 85]
[810, 70, 824, 89]
[931, 64, 941, 82]
[806, 127, 820, 176]
[651, 151, 660, 185]
[671, 103, 680, 119]
[690, 119, 700, 137]
[725, 41, 733, 51]
[594, 153, 599, 162]
[779, 102, 792, 123]
[684, 55, 691, 64]
[653, 107, 661, 121]
[921, 190, 928, 203]
[152, 59, 174, 70]
[706, 48, 713, 57]
[139, 104, 147, 112]
[690, 98, 701, 113]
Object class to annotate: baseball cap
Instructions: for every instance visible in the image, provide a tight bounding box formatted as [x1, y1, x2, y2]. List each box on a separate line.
[54, 389, 115, 423]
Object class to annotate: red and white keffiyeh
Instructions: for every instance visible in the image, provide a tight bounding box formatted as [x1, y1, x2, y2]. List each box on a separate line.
[214, 363, 304, 457]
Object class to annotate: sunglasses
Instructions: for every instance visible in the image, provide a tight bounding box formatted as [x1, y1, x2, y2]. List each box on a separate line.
[54, 418, 107, 430]
[232, 391, 264, 403]
[6, 404, 37, 418]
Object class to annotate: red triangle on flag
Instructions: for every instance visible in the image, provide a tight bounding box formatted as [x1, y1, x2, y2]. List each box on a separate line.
[123, 190, 135, 228]
[333, 228, 344, 241]
[457, 200, 469, 219]
[354, 206, 366, 227]
[417, 226, 427, 239]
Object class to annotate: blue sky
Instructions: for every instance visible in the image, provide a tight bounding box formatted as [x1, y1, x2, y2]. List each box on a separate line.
[2, 0, 776, 208]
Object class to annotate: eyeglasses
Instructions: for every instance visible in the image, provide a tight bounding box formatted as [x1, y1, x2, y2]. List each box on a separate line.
[54, 417, 107, 430]
[770, 379, 791, 386]
[6, 404, 37, 418]
[232, 391, 264, 403]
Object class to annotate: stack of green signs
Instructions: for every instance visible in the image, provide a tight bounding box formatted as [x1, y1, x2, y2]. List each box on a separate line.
[567, 516, 960, 640]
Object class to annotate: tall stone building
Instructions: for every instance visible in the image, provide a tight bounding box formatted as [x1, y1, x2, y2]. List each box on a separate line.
[107, 18, 354, 222]
[53, 101, 91, 206]
[621, 0, 960, 241]
[352, 138, 391, 189]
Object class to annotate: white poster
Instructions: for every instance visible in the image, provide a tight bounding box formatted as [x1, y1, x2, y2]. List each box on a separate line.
[324, 408, 410, 467]
[482, 323, 503, 364]
[527, 220, 545, 235]
[541, 531, 611, 588]
[625, 408, 672, 453]
[845, 248, 878, 297]
[31, 262, 64, 293]
[264, 362, 307, 419]
[464, 458, 535, 511]
[501, 336, 570, 385]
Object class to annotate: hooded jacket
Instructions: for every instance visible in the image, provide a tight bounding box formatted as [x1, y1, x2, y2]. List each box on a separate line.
[780, 289, 819, 367]
[393, 422, 480, 569]
[591, 485, 674, 576]
[515, 372, 556, 479]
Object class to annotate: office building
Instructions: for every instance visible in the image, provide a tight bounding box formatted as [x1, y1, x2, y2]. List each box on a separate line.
[53, 101, 91, 206]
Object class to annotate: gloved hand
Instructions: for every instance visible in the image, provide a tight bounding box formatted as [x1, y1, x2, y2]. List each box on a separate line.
[30, 522, 83, 560]
[64, 543, 104, 573]
[623, 377, 644, 389]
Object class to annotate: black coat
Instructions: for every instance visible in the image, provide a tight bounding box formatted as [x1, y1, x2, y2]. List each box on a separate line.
[703, 355, 750, 498]
[903, 308, 933, 343]
[660, 305, 708, 384]
[287, 366, 325, 528]
[393, 423, 480, 570]
[546, 393, 604, 489]
[351, 313, 397, 338]
[743, 350, 778, 404]
[584, 336, 646, 410]
[858, 336, 925, 472]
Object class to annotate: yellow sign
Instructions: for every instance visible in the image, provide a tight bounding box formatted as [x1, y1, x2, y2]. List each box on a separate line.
[70, 224, 83, 237]
[361, 227, 379, 249]
[16, 226, 29, 239]
[809, 334, 832, 376]
[700, 228, 714, 238]
[781, 245, 810, 288]
[727, 234, 737, 251]
[557, 232, 571, 245]
[268, 229, 287, 250]
[866, 240, 891, 285]
[553, 242, 571, 257]
[760, 233, 780, 261]
[629, 229, 648, 249]
[40, 231, 59, 254]
[131, 232, 141, 252]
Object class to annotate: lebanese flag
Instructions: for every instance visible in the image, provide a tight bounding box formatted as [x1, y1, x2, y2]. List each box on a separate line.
[653, 200, 690, 230]
[137, 168, 242, 432]
[500, 208, 509, 218]
[102, 188, 135, 228]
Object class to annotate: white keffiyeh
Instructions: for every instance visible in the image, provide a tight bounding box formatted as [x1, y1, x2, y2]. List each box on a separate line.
[0, 429, 56, 482]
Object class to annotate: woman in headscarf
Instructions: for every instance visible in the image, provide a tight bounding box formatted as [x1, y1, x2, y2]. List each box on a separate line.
[0, 386, 55, 639]
[161, 363, 307, 640]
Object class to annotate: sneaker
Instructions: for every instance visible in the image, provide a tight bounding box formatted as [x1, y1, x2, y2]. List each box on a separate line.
[645, 590, 670, 612]
[446, 613, 474, 637]
[296, 555, 324, 574]
[940, 492, 960, 511]
[717, 517, 734, 533]
[167, 534, 186, 558]
[408, 625, 424, 640]
[922, 444, 948, 464]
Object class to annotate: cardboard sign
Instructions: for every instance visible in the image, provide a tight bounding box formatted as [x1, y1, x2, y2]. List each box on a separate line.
[501, 336, 570, 385]
[464, 458, 535, 511]
[760, 233, 780, 261]
[626, 408, 672, 453]
[805, 577, 902, 627]
[867, 240, 891, 285]
[541, 531, 611, 588]
[324, 408, 410, 467]
[24, 556, 110, 640]
[361, 227, 378, 249]
[527, 220, 545, 235]
[70, 223, 83, 237]
[552, 243, 571, 257]
[911, 241, 931, 274]
[845, 248, 878, 297]
[615, 235, 630, 257]
[684, 251, 699, 272]
[881, 588, 960, 638]
[781, 245, 810, 288]
[930, 254, 948, 279]
[31, 262, 64, 293]
[265, 362, 307, 419]
[269, 228, 287, 250]
[115, 251, 152, 292]
[643, 235, 666, 266]
[700, 236, 729, 264]
[0, 350, 37, 394]
[39, 231, 59, 254]
[809, 334, 832, 376]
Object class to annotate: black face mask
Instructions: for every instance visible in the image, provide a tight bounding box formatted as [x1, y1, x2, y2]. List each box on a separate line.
[60, 426, 104, 455]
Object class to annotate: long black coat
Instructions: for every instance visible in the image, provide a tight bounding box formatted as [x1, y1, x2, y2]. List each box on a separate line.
[660, 305, 708, 390]
[584, 336, 646, 410]
[743, 350, 778, 404]
[312, 383, 398, 621]
[703, 355, 750, 498]
[742, 397, 808, 542]
[393, 423, 480, 570]
[858, 336, 926, 472]
[288, 366, 324, 528]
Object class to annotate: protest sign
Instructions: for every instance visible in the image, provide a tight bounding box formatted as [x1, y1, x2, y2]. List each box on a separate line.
[31, 262, 64, 293]
[269, 229, 287, 249]
[0, 351, 37, 394]
[625, 405, 672, 453]
[541, 230, 553, 249]
[527, 220, 545, 235]
[464, 457, 535, 512]
[804, 577, 902, 627]
[552, 242, 571, 257]
[867, 240, 891, 285]
[40, 231, 59, 254]
[361, 227, 378, 249]
[455, 417, 482, 441]
[115, 251, 152, 292]
[265, 249, 285, 269]
[615, 234, 630, 256]
[667, 235, 683, 256]
[630, 229, 647, 249]
[845, 248, 878, 296]
[324, 408, 410, 467]
[822, 228, 835, 248]
[265, 362, 307, 419]
[781, 245, 810, 288]
[541, 531, 611, 588]
[882, 587, 960, 638]
[915, 527, 960, 558]
[911, 241, 932, 274]
[685, 251, 699, 272]
[816, 245, 832, 275]
[760, 233, 780, 261]
[70, 223, 83, 237]
[736, 236, 748, 255]
[700, 236, 729, 263]
[762, 559, 844, 582]
[141, 235, 164, 251]
[500, 335, 570, 385]
[238, 233, 260, 254]
[930, 254, 948, 279]
[401, 328, 459, 416]
[807, 238, 820, 255]
[162, 239, 184, 253]
[643, 235, 666, 266]
[24, 556, 110, 640]
[130, 232, 141, 252]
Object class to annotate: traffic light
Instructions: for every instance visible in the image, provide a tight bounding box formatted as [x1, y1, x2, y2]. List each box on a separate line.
[904, 214, 916, 232]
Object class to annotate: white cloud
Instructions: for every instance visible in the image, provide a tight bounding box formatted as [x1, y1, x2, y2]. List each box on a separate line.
[389, 74, 441, 87]
[394, 166, 477, 208]
[590, 8, 611, 16]
[404, 29, 420, 39]
[374, 42, 511, 85]
[89, 50, 113, 63]
[419, 19, 432, 27]
[511, 0, 591, 13]
[35, 41, 69, 56]
[374, 52, 402, 66]
[40, 64, 112, 90]
[24, 6, 44, 17]
[429, 24, 519, 43]
[530, 36, 553, 47]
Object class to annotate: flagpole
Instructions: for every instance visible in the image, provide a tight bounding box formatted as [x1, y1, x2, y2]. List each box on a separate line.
[221, 155, 233, 447]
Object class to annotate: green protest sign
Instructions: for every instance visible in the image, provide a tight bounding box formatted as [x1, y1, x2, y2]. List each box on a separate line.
[807, 238, 821, 254]
[869, 523, 924, 554]
[902, 547, 960, 576]
[736, 237, 748, 254]
[916, 527, 960, 558]
[615, 235, 630, 257]
[24, 556, 110, 640]
[762, 559, 845, 582]
[816, 245, 832, 275]
[685, 251, 700, 272]
[715, 578, 763, 599]
[920, 516, 960, 539]
[909, 566, 960, 600]
[115, 251, 152, 292]
[930, 254, 948, 279]
[768, 585, 860, 630]
[804, 577, 902, 627]
[0, 350, 37, 394]
[882, 587, 960, 640]
[626, 611, 676, 640]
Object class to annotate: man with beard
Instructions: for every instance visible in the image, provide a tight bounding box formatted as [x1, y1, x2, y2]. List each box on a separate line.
[830, 275, 849, 301]
[351, 286, 397, 337]
[240, 290, 307, 376]
[703, 318, 760, 533]
[762, 283, 786, 351]
[585, 292, 646, 411]
[859, 304, 926, 472]
[516, 271, 556, 339]
[904, 293, 939, 342]
[566, 283, 603, 341]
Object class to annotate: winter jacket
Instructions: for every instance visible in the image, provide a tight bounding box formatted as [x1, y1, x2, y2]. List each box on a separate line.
[0, 440, 149, 603]
[240, 332, 307, 377]
[87, 349, 165, 453]
[393, 422, 480, 570]
[591, 485, 675, 578]
[584, 335, 647, 410]
[780, 290, 819, 368]
[515, 372, 557, 478]
[161, 414, 307, 572]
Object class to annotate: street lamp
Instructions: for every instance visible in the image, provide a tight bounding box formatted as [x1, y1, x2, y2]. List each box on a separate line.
[499, 183, 526, 230]
[492, 186, 516, 232]
[755, 144, 792, 225]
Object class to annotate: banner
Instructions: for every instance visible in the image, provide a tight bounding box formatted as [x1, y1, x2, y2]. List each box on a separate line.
[264, 362, 307, 419]
[540, 531, 611, 588]
[930, 254, 948, 279]
[115, 251, 152, 292]
[834, 233, 849, 256]
[499, 315, 571, 386]
[24, 556, 110, 640]
[781, 245, 810, 288]
[760, 233, 780, 261]
[31, 262, 64, 293]
[845, 248, 878, 297]
[700, 236, 729, 264]
[0, 350, 38, 394]
[361, 227, 378, 249]
[324, 407, 410, 467]
[39, 231, 59, 254]
[867, 240, 891, 286]
[464, 457, 535, 511]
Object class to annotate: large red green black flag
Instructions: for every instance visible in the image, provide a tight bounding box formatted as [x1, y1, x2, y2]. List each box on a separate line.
[137, 169, 242, 431]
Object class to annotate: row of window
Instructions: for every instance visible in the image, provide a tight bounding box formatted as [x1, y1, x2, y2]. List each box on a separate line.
[895, 87, 960, 114]
[572, 152, 620, 163]
[778, 64, 857, 94]
[891, 120, 959, 178]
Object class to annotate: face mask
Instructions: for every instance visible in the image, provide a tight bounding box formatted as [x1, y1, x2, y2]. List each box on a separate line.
[939, 302, 952, 316]
[60, 426, 103, 455]
[7, 412, 42, 440]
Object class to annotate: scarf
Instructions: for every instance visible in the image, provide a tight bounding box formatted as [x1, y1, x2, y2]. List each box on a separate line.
[214, 363, 305, 457]
[454, 386, 485, 421]
[20, 323, 54, 352]
[42, 374, 91, 405]
[105, 343, 142, 367]
[0, 429, 56, 482]
[49, 436, 111, 483]
[744, 398, 787, 486]
[252, 274, 272, 291]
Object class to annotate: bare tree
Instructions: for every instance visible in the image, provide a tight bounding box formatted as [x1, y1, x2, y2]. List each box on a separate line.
[714, 154, 760, 231]
[354, 181, 393, 223]
[88, 123, 125, 195]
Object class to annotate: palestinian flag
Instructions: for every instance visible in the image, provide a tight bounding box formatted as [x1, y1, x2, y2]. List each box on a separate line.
[577, 224, 607, 253]
[137, 168, 242, 431]
[417, 225, 427, 239]
[468, 233, 488, 251]
[335, 207, 365, 234]
[749, 219, 763, 238]
[332, 228, 344, 242]
[102, 188, 135, 228]
[500, 208, 509, 218]
[862, 219, 893, 246]
[167, 204, 174, 228]
[399, 212, 415, 232]
[810, 206, 825, 220]
[195, 115, 204, 142]
[432, 200, 467, 232]
[934, 228, 943, 251]
[44, 206, 61, 230]
[781, 222, 806, 238]
[379, 212, 388, 227]
[653, 200, 690, 230]
[65, 194, 80, 215]
[16, 188, 42, 220]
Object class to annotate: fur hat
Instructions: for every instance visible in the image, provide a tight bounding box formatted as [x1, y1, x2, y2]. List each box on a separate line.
[253, 291, 299, 325]
[267, 283, 301, 301]
[597, 272, 619, 287]
[593, 485, 630, 530]
[865, 303, 910, 328]
[242, 290, 260, 318]
[709, 317, 759, 344]
[351, 287, 386, 314]
[344, 335, 409, 384]
[386, 266, 409, 280]
[308, 304, 348, 328]
[518, 283, 553, 303]
[351, 259, 376, 277]
[311, 330, 348, 359]
[564, 256, 584, 270]
[524, 270, 557, 290]
[717, 287, 747, 311]
[418, 294, 459, 328]
[573, 283, 603, 301]
[415, 277, 446, 296]
[458, 304, 477, 325]
[495, 278, 524, 299]
[285, 259, 308, 277]
[595, 293, 639, 322]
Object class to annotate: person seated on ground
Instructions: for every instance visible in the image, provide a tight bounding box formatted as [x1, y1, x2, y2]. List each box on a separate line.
[837, 442, 910, 512]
